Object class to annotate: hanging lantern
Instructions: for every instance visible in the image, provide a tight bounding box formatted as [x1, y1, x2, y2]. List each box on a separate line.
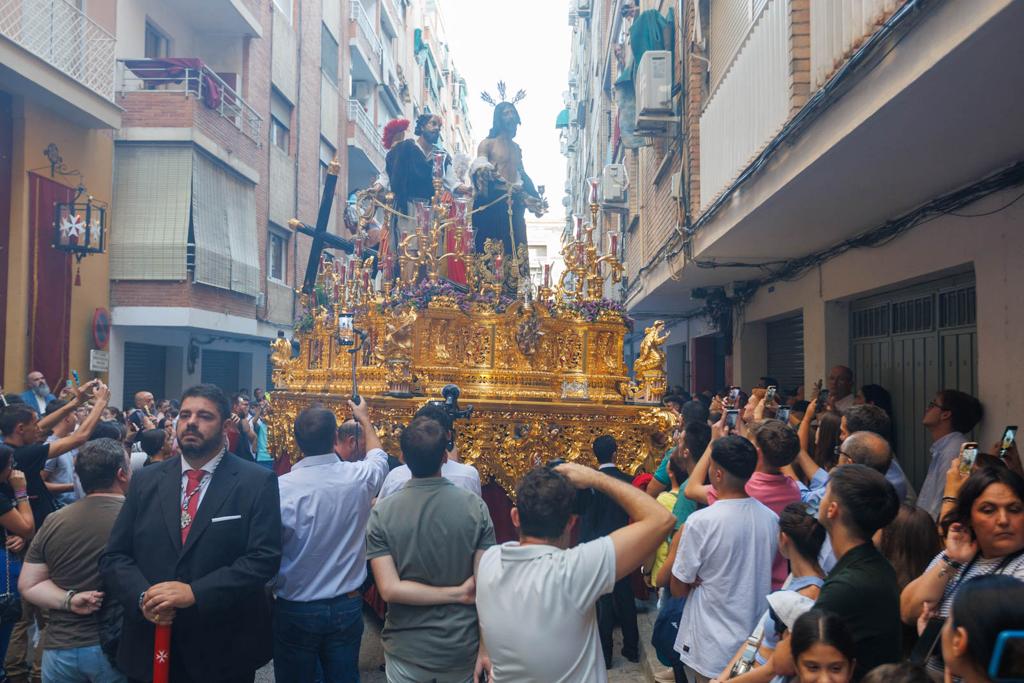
[53, 194, 106, 286]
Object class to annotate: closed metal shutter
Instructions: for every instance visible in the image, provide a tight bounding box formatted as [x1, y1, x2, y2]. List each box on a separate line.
[122, 343, 167, 410]
[766, 315, 804, 396]
[851, 273, 977, 489]
[200, 350, 241, 396]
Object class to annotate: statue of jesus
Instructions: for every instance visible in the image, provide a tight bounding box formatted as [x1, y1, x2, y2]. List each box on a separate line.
[471, 100, 546, 280]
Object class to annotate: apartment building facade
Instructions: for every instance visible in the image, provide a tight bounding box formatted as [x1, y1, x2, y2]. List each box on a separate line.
[94, 0, 471, 407]
[0, 0, 120, 394]
[567, 0, 1024, 486]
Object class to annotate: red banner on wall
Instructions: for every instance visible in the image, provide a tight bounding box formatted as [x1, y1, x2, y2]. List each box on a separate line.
[27, 172, 74, 390]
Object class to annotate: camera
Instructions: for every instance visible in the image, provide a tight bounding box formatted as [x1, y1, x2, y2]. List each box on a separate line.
[423, 384, 473, 450]
[425, 384, 473, 425]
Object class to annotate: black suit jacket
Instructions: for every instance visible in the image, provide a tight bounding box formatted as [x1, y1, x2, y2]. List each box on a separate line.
[100, 453, 282, 682]
[580, 466, 634, 543]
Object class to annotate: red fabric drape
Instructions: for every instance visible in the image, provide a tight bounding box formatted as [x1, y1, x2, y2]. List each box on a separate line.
[27, 173, 74, 390]
[123, 58, 222, 110]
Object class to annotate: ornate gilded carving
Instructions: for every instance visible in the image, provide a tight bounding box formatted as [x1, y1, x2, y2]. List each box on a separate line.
[629, 320, 669, 403]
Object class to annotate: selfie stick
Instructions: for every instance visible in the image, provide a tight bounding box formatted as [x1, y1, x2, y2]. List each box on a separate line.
[153, 624, 171, 683]
[349, 328, 368, 405]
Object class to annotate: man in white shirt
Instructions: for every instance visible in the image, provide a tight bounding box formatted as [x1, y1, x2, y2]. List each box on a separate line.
[274, 397, 389, 681]
[377, 403, 481, 499]
[475, 463, 674, 682]
[671, 435, 779, 683]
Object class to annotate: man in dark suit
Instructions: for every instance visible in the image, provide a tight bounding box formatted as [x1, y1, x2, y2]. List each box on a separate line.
[579, 435, 640, 668]
[100, 384, 282, 683]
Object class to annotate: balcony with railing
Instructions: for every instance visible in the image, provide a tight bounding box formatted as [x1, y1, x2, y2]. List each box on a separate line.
[350, 0, 383, 84]
[0, 0, 118, 125]
[811, 0, 905, 89]
[117, 59, 263, 160]
[699, 0, 791, 210]
[347, 99, 386, 176]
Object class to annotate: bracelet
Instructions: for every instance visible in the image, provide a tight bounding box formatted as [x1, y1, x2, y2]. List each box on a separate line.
[942, 496, 958, 504]
[62, 589, 77, 611]
[13, 489, 26, 499]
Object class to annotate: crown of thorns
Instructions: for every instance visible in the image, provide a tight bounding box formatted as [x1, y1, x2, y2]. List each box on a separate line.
[480, 81, 526, 107]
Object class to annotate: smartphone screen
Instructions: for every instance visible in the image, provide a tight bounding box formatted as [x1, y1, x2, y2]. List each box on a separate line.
[728, 387, 741, 406]
[960, 442, 980, 476]
[1000, 426, 1018, 458]
[765, 386, 777, 404]
[818, 389, 830, 406]
[777, 406, 791, 422]
[726, 409, 739, 430]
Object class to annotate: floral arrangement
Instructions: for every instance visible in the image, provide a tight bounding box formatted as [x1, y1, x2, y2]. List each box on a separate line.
[558, 298, 634, 331]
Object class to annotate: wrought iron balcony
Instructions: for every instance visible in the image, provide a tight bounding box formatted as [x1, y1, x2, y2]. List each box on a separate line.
[0, 0, 116, 101]
[118, 58, 262, 143]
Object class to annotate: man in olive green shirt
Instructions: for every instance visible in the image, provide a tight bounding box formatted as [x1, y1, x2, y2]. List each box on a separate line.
[366, 416, 495, 682]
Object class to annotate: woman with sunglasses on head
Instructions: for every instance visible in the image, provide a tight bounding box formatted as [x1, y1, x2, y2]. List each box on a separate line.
[901, 466, 1024, 680]
[790, 610, 856, 683]
[941, 574, 1024, 683]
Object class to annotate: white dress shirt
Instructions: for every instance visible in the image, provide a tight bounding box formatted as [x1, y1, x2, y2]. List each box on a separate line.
[377, 459, 482, 499]
[180, 450, 225, 508]
[275, 448, 390, 602]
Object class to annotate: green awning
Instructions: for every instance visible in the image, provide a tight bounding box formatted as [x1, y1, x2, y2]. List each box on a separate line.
[555, 108, 570, 129]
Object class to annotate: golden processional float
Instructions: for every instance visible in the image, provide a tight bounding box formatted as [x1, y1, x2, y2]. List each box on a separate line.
[266, 156, 673, 492]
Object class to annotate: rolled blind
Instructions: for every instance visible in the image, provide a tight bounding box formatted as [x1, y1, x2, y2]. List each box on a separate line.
[191, 151, 260, 296]
[110, 145, 192, 280]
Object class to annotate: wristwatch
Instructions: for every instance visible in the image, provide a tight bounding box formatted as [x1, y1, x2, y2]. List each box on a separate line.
[938, 553, 963, 578]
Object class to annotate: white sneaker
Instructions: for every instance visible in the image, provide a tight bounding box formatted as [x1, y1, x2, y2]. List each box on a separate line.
[653, 667, 676, 682]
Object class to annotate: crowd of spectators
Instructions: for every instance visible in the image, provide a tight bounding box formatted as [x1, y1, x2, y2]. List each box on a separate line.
[0, 365, 1020, 683]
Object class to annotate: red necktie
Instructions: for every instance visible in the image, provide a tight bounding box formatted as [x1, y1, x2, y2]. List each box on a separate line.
[181, 469, 205, 544]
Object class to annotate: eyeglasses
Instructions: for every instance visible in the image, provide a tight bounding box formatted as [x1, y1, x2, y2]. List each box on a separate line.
[833, 444, 853, 464]
[928, 401, 947, 411]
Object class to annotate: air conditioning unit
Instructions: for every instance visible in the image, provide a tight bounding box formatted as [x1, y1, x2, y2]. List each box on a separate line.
[669, 171, 683, 200]
[601, 164, 628, 205]
[576, 0, 592, 18]
[635, 50, 672, 117]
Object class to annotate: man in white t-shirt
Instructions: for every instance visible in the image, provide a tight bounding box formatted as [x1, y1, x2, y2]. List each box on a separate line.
[671, 435, 779, 683]
[475, 463, 674, 682]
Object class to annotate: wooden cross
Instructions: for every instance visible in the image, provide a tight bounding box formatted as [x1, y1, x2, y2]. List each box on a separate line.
[293, 158, 376, 294]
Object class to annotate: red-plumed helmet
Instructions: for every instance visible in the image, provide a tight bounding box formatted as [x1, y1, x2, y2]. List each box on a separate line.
[382, 118, 410, 150]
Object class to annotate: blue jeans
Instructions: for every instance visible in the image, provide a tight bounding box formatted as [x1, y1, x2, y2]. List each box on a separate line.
[273, 593, 363, 683]
[42, 645, 127, 682]
[0, 549, 22, 677]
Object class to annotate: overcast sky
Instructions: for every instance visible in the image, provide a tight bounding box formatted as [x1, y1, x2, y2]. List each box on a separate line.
[440, 0, 570, 209]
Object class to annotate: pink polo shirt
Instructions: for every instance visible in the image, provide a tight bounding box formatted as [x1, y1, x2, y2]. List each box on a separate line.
[707, 471, 801, 589]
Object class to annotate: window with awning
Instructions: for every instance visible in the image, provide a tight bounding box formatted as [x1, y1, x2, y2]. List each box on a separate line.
[110, 145, 260, 297]
[555, 108, 570, 129]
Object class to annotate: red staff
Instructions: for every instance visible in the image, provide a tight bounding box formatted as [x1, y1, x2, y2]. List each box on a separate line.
[153, 623, 171, 682]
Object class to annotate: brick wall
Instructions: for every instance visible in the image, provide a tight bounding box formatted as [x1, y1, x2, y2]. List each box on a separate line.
[111, 281, 258, 318]
[790, 0, 811, 114]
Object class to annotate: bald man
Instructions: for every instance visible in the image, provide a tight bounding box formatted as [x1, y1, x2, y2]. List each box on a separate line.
[19, 371, 56, 414]
[840, 431, 893, 475]
[828, 365, 855, 412]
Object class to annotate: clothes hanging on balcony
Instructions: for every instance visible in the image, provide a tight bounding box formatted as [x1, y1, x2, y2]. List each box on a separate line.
[123, 58, 223, 110]
[614, 8, 675, 149]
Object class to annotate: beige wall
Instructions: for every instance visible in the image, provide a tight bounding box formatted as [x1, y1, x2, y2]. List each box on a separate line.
[4, 98, 113, 386]
[733, 185, 1024, 447]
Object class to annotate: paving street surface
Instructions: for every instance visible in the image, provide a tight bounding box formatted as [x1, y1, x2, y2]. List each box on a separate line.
[256, 607, 653, 682]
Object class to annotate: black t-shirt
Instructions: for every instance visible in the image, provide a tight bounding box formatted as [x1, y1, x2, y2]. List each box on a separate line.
[815, 542, 902, 680]
[13, 443, 57, 529]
